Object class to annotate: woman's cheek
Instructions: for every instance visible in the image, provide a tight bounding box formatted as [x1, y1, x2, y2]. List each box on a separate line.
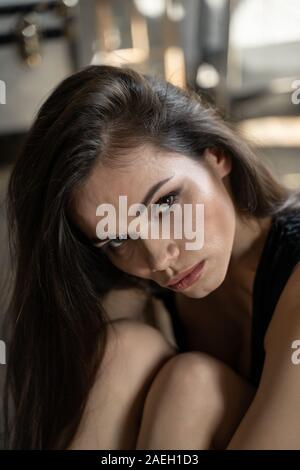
[109, 244, 138, 274]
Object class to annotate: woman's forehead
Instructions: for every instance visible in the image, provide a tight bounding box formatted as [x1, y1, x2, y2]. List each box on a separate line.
[70, 149, 209, 240]
[77, 148, 191, 205]
[69, 152, 175, 237]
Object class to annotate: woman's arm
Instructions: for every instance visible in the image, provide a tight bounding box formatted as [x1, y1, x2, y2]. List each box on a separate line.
[226, 262, 300, 449]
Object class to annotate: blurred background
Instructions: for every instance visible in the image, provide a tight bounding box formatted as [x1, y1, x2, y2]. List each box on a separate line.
[0, 0, 299, 447]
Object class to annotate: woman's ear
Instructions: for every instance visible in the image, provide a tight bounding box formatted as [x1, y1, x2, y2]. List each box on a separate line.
[203, 147, 232, 179]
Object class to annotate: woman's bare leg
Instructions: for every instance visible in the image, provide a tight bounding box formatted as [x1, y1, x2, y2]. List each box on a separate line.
[67, 319, 177, 449]
[136, 351, 257, 450]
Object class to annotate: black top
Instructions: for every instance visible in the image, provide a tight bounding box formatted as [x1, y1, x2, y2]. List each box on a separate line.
[152, 208, 300, 388]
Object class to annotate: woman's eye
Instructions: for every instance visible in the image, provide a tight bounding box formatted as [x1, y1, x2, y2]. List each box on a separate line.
[106, 235, 127, 251]
[103, 190, 180, 252]
[155, 191, 179, 214]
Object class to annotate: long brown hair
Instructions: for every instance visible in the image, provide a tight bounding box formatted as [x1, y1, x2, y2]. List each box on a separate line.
[3, 64, 299, 449]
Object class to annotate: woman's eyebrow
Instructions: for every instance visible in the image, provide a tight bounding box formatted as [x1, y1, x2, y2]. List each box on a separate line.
[140, 175, 175, 207]
[90, 175, 175, 244]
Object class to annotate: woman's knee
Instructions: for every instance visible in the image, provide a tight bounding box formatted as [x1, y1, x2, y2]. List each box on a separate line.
[136, 351, 226, 449]
[69, 320, 178, 449]
[84, 319, 178, 415]
[102, 319, 178, 379]
[150, 351, 227, 399]
[138, 350, 256, 449]
[151, 350, 255, 415]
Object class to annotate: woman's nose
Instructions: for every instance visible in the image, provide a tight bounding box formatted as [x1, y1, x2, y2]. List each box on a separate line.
[142, 237, 180, 273]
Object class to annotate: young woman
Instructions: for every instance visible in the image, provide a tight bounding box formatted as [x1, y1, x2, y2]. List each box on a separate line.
[3, 65, 300, 450]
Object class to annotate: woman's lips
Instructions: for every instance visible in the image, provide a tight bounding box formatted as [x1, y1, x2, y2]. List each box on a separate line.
[168, 259, 206, 291]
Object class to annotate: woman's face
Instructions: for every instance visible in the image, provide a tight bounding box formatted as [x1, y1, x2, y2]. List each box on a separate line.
[71, 145, 236, 298]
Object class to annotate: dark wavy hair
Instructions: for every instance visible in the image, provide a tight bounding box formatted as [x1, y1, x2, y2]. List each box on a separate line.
[2, 64, 299, 449]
